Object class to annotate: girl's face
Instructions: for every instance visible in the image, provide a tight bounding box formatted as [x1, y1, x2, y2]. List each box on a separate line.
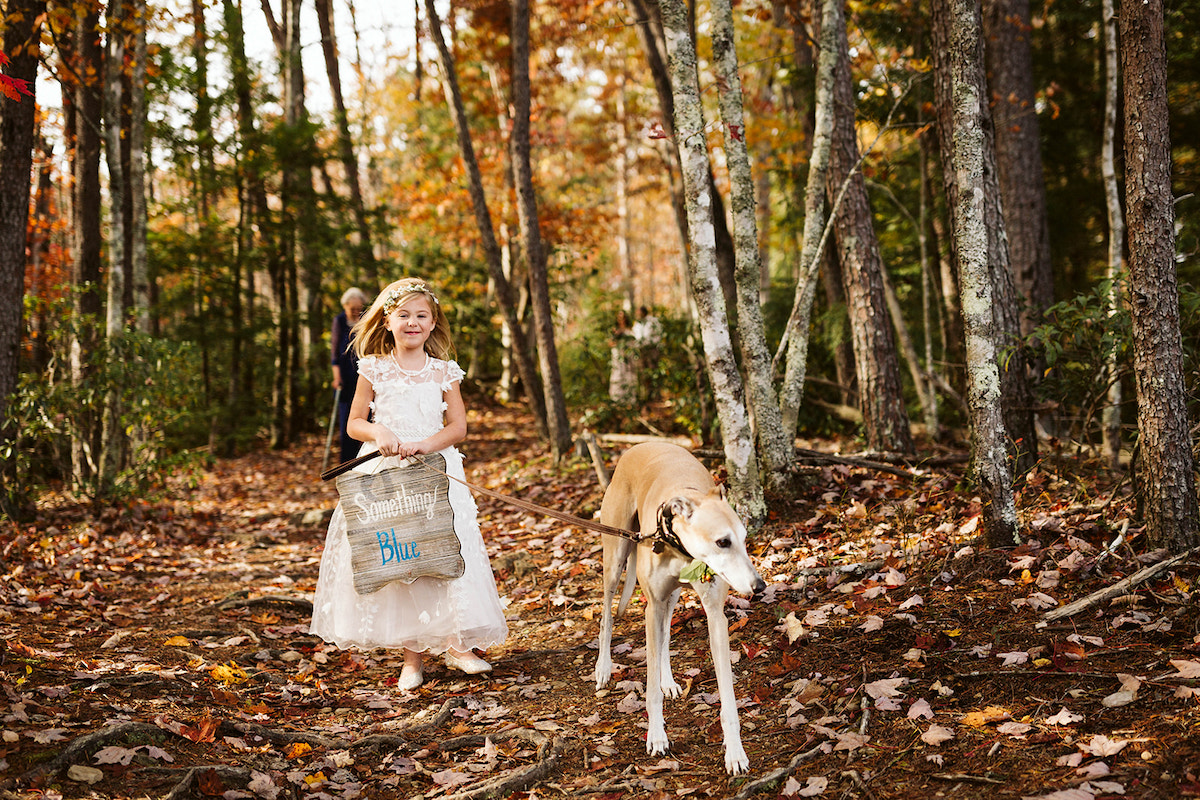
[386, 295, 436, 353]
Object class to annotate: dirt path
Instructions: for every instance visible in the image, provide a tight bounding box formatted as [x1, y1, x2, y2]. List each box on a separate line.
[1, 405, 1198, 799]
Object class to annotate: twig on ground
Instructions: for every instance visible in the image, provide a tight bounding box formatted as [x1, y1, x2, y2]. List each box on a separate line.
[725, 738, 824, 800]
[1041, 544, 1200, 622]
[215, 592, 314, 613]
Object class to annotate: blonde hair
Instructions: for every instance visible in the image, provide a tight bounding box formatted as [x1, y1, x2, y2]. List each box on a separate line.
[352, 277, 456, 361]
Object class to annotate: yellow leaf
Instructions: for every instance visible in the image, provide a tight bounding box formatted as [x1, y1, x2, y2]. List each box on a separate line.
[289, 742, 314, 759]
[1019, 569, 1033, 585]
[210, 661, 249, 685]
[944, 629, 962, 638]
[962, 706, 1011, 727]
[163, 636, 192, 646]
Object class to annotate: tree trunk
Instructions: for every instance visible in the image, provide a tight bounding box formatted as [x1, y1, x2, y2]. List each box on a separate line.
[824, 5, 913, 455]
[779, 0, 838, 439]
[983, 0, 1054, 335]
[1101, 0, 1125, 471]
[71, 2, 105, 490]
[710, 0, 791, 491]
[631, 0, 739, 329]
[424, 0, 550, 439]
[130, 0, 149, 333]
[932, 0, 1037, 476]
[1120, 0, 1200, 552]
[940, 0, 1020, 546]
[510, 0, 573, 460]
[101, 0, 129, 488]
[315, 0, 377, 284]
[0, 0, 45, 514]
[656, 0, 764, 528]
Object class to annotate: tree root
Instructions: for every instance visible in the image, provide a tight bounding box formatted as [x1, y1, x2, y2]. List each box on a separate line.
[215, 590, 314, 613]
[416, 727, 569, 800]
[723, 738, 826, 800]
[12, 721, 166, 789]
[10, 696, 570, 799]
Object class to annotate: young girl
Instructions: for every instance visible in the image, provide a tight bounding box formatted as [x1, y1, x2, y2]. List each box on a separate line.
[310, 278, 508, 690]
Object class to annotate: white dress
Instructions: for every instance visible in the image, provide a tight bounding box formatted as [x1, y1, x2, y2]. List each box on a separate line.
[309, 354, 509, 654]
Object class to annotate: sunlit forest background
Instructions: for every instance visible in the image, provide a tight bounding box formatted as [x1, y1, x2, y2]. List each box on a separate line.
[6, 0, 1200, 506]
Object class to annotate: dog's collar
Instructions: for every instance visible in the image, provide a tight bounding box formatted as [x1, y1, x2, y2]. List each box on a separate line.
[652, 503, 695, 560]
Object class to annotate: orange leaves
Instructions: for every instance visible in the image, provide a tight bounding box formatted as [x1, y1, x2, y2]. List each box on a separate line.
[287, 741, 314, 759]
[209, 661, 250, 685]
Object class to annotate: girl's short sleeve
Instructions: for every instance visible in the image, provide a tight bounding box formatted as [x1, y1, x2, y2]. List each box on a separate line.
[441, 359, 465, 392]
[357, 354, 382, 385]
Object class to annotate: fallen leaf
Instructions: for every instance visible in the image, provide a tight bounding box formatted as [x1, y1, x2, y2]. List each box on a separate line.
[908, 698, 934, 720]
[1170, 659, 1200, 678]
[864, 677, 907, 699]
[1078, 734, 1129, 757]
[67, 764, 105, 784]
[962, 706, 1011, 727]
[921, 724, 955, 745]
[1045, 707, 1084, 726]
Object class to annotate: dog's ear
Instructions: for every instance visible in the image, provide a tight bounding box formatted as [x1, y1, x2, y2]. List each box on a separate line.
[663, 496, 696, 522]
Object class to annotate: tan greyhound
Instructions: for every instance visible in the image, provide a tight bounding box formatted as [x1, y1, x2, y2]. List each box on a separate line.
[593, 441, 765, 774]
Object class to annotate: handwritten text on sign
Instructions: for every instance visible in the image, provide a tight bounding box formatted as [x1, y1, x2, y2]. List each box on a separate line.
[334, 453, 464, 594]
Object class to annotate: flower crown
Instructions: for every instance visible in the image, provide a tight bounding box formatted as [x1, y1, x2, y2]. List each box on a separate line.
[381, 283, 439, 315]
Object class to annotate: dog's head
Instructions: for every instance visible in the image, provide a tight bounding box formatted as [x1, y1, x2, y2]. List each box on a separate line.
[658, 492, 765, 596]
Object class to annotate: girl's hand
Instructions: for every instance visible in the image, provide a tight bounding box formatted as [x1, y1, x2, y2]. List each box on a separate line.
[397, 439, 432, 458]
[375, 426, 402, 457]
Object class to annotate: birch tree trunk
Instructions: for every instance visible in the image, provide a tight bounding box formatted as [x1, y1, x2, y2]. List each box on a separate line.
[1120, 0, 1200, 552]
[1101, 0, 1125, 471]
[424, 0, 550, 439]
[778, 0, 838, 439]
[824, 5, 913, 454]
[511, 0, 573, 460]
[710, 0, 791, 491]
[656, 0, 763, 527]
[932, 0, 1037, 476]
[944, 0, 1019, 546]
[101, 0, 128, 488]
[130, 0, 149, 333]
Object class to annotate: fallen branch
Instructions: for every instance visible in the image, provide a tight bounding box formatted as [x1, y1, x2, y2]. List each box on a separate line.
[417, 728, 568, 800]
[724, 737, 824, 800]
[1041, 544, 1200, 622]
[215, 593, 314, 614]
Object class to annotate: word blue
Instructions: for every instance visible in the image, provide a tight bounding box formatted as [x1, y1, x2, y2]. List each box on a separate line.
[376, 528, 422, 564]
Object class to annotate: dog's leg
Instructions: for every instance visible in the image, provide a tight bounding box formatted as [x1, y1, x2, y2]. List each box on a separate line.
[656, 585, 684, 699]
[696, 579, 749, 775]
[643, 589, 673, 756]
[594, 535, 632, 688]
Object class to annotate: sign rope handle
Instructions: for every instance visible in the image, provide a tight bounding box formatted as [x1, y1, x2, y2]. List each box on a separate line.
[320, 451, 642, 542]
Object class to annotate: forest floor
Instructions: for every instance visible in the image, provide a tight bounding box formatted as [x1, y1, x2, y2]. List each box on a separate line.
[2, 400, 1199, 800]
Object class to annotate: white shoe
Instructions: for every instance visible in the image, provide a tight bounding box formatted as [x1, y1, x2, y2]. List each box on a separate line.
[443, 650, 492, 674]
[398, 662, 424, 690]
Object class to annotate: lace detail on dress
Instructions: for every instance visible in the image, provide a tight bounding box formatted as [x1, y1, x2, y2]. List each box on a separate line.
[357, 354, 464, 442]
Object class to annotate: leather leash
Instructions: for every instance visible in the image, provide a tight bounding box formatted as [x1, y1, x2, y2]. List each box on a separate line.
[320, 450, 646, 543]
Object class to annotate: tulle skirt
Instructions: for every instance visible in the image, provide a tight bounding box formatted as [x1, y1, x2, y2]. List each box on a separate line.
[309, 447, 508, 654]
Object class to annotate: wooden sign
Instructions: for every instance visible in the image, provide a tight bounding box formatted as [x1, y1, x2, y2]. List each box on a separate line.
[334, 453, 463, 594]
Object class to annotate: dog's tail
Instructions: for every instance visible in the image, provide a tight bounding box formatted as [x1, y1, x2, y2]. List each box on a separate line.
[615, 547, 637, 617]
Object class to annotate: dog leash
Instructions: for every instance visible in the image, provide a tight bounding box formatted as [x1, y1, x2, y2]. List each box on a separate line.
[320, 450, 649, 544]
